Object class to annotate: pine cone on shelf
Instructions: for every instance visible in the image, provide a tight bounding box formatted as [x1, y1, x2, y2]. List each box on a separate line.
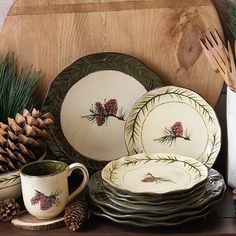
[233, 189, 236, 200]
[0, 198, 20, 222]
[0, 108, 54, 173]
[64, 198, 89, 231]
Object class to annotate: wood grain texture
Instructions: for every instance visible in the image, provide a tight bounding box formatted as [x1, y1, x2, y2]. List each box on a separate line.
[0, 0, 224, 106]
[11, 211, 64, 230]
[3, 190, 236, 235]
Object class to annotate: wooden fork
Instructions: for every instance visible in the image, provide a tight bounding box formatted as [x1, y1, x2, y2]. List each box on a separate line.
[200, 30, 236, 91]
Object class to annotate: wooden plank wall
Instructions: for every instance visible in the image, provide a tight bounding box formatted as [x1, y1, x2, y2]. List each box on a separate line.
[0, 0, 232, 176]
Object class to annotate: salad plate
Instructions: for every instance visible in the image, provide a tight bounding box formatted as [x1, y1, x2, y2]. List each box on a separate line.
[101, 153, 208, 195]
[125, 86, 221, 167]
[42, 52, 163, 171]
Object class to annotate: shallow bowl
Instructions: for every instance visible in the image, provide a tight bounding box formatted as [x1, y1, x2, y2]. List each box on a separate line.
[0, 151, 46, 200]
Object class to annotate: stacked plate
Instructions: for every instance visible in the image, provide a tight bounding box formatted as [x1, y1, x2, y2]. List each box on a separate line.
[88, 153, 226, 227]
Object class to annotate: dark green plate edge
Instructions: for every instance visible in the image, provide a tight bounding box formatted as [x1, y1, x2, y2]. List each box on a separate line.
[42, 52, 164, 171]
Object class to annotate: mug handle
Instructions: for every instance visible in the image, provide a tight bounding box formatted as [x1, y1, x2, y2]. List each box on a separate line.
[67, 163, 89, 202]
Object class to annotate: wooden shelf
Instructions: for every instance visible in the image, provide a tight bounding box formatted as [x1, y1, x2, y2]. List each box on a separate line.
[0, 188, 235, 235]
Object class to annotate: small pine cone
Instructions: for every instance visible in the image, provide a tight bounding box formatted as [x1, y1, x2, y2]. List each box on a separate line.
[171, 122, 183, 137]
[0, 198, 20, 222]
[96, 115, 105, 126]
[64, 198, 89, 231]
[233, 189, 236, 201]
[95, 102, 105, 115]
[141, 174, 156, 183]
[104, 99, 118, 116]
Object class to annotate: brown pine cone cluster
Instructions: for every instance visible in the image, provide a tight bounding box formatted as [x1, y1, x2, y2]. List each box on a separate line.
[233, 189, 236, 201]
[0, 108, 54, 173]
[0, 198, 20, 222]
[64, 198, 89, 231]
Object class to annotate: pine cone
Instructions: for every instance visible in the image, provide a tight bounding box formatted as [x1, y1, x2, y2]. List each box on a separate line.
[0, 108, 54, 173]
[233, 189, 236, 201]
[96, 115, 105, 126]
[64, 198, 89, 231]
[0, 198, 20, 222]
[171, 122, 183, 137]
[104, 99, 118, 116]
[95, 102, 105, 115]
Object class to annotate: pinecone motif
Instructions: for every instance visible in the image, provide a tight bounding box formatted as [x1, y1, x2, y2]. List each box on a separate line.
[0, 198, 20, 222]
[0, 108, 54, 173]
[64, 198, 89, 231]
[96, 115, 105, 126]
[104, 99, 118, 116]
[95, 102, 105, 115]
[141, 173, 157, 183]
[171, 122, 183, 137]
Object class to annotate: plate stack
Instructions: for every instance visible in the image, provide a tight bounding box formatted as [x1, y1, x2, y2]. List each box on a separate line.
[88, 153, 226, 227]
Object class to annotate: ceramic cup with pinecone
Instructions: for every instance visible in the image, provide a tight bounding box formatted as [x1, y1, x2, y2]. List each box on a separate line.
[20, 160, 89, 219]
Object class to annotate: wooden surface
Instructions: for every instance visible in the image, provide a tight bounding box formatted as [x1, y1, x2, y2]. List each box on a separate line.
[11, 211, 64, 231]
[0, 0, 224, 106]
[0, 189, 236, 235]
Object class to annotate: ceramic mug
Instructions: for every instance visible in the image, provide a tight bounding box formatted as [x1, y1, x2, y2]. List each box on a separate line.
[20, 160, 89, 219]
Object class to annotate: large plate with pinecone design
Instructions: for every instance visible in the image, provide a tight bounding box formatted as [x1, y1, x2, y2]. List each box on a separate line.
[42, 52, 164, 171]
[125, 86, 221, 168]
[101, 153, 208, 195]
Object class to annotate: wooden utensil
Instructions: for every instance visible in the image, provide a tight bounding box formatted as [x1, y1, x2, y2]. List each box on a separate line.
[200, 30, 236, 91]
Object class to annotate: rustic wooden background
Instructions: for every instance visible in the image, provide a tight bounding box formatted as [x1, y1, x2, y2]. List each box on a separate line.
[0, 0, 233, 177]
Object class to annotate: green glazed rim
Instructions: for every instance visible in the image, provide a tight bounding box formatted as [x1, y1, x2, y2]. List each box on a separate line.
[20, 160, 68, 177]
[42, 52, 164, 171]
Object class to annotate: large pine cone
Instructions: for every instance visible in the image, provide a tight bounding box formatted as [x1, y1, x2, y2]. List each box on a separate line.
[64, 198, 89, 231]
[0, 108, 54, 173]
[0, 198, 20, 222]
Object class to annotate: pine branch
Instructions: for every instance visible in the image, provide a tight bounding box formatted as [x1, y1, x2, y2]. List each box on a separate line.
[203, 132, 220, 166]
[0, 53, 42, 123]
[107, 163, 118, 184]
[121, 155, 203, 177]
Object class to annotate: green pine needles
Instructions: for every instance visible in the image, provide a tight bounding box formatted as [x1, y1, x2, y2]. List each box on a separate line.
[227, 1, 236, 39]
[0, 53, 42, 123]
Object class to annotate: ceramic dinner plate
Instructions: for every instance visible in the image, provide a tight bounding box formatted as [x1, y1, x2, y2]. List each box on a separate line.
[101, 153, 208, 195]
[42, 53, 163, 170]
[103, 182, 206, 206]
[89, 169, 225, 227]
[89, 169, 225, 215]
[125, 86, 221, 167]
[91, 207, 212, 227]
